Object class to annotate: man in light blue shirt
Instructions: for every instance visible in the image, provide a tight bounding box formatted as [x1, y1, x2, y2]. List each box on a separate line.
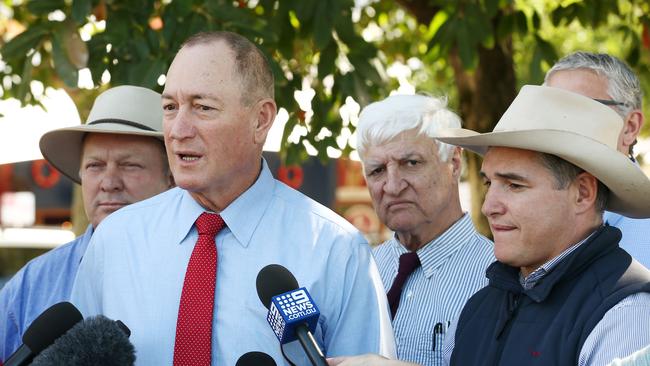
[71, 31, 395, 365]
[0, 85, 174, 362]
[545, 51, 650, 267]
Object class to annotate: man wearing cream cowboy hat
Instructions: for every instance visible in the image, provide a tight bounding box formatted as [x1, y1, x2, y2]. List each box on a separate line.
[436, 85, 650, 366]
[0, 85, 174, 363]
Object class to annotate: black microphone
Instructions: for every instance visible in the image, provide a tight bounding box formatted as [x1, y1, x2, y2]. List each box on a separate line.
[4, 302, 82, 366]
[236, 351, 277, 366]
[256, 264, 327, 366]
[29, 315, 135, 366]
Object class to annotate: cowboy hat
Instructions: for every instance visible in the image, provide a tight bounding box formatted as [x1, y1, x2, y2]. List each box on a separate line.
[435, 85, 650, 218]
[39, 85, 164, 184]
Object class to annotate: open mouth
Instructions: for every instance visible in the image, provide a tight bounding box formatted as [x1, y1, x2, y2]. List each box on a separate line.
[179, 154, 201, 162]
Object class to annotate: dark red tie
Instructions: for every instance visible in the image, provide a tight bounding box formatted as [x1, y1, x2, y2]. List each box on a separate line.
[173, 212, 225, 366]
[386, 252, 421, 319]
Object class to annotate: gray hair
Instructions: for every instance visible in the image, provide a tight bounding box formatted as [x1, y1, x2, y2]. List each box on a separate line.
[356, 94, 462, 162]
[544, 51, 643, 117]
[181, 31, 274, 104]
[537, 152, 609, 214]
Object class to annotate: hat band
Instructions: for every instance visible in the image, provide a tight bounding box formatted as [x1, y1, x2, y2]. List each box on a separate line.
[88, 118, 156, 131]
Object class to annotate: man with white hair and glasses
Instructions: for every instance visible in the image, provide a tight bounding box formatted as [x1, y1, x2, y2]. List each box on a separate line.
[545, 51, 650, 268]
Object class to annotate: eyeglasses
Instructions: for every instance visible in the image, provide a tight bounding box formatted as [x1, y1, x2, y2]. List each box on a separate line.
[592, 98, 630, 108]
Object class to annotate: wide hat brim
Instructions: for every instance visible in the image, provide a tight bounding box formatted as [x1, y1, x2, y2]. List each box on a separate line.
[436, 85, 650, 219]
[39, 86, 164, 184]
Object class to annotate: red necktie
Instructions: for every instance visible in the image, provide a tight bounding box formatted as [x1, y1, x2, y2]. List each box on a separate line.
[173, 212, 225, 366]
[386, 252, 421, 319]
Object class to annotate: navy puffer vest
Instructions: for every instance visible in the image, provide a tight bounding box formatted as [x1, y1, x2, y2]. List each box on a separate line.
[451, 226, 650, 365]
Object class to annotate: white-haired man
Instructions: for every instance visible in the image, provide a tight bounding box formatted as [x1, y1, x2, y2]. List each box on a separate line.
[439, 86, 650, 365]
[329, 95, 494, 366]
[545, 51, 650, 267]
[0, 85, 174, 362]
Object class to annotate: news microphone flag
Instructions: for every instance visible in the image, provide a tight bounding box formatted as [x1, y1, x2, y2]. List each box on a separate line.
[266, 287, 320, 344]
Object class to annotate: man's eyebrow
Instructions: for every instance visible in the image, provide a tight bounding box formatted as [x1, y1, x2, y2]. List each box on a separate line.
[480, 171, 527, 181]
[398, 152, 422, 160]
[161, 93, 222, 102]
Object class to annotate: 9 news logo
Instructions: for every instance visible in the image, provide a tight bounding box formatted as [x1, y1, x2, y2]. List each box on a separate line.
[275, 289, 317, 320]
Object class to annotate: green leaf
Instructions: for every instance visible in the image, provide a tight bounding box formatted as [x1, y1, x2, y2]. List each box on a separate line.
[532, 11, 541, 30]
[133, 38, 151, 60]
[1, 25, 49, 60]
[26, 0, 65, 15]
[627, 46, 640, 67]
[137, 58, 165, 88]
[484, 0, 500, 17]
[72, 0, 92, 23]
[318, 41, 337, 78]
[52, 32, 79, 87]
[17, 54, 34, 103]
[550, 6, 565, 27]
[313, 0, 334, 49]
[533, 35, 558, 68]
[428, 17, 457, 54]
[496, 13, 514, 41]
[529, 47, 544, 84]
[166, 0, 194, 18]
[456, 25, 477, 70]
[514, 10, 528, 35]
[294, 1, 316, 25]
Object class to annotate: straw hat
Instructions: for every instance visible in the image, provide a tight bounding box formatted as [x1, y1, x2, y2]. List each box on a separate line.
[39, 85, 164, 184]
[435, 85, 650, 218]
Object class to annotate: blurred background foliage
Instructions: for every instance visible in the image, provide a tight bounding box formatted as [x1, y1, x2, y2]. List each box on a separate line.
[1, 0, 649, 235]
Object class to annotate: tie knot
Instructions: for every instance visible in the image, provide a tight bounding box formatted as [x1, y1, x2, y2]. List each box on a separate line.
[398, 252, 420, 275]
[195, 212, 226, 236]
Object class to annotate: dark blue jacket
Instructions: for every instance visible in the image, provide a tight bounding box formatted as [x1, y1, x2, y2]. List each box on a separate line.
[451, 226, 650, 365]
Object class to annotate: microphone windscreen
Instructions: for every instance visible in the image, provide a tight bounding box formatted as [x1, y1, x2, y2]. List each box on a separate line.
[256, 264, 299, 309]
[29, 315, 135, 366]
[22, 302, 83, 353]
[236, 351, 277, 366]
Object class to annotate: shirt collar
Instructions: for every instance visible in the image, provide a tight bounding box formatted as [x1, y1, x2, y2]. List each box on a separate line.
[519, 227, 601, 290]
[220, 159, 275, 248]
[174, 159, 275, 247]
[390, 213, 477, 279]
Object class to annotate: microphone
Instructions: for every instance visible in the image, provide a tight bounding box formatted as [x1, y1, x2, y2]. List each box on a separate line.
[29, 315, 135, 366]
[236, 351, 277, 366]
[4, 302, 82, 366]
[256, 264, 327, 366]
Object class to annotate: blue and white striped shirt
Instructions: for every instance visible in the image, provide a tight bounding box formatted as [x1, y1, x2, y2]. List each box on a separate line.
[444, 227, 650, 366]
[373, 213, 494, 366]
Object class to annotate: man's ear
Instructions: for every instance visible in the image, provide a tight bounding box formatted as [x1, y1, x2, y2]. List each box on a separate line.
[253, 98, 277, 145]
[622, 110, 644, 152]
[450, 146, 463, 180]
[574, 172, 599, 214]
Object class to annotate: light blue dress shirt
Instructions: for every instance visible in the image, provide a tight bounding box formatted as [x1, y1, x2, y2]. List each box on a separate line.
[0, 225, 93, 362]
[71, 161, 395, 366]
[607, 344, 650, 366]
[604, 211, 650, 268]
[373, 214, 494, 366]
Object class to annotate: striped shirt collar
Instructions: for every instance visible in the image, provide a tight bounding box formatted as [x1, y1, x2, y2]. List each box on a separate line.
[519, 227, 602, 290]
[390, 213, 477, 279]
